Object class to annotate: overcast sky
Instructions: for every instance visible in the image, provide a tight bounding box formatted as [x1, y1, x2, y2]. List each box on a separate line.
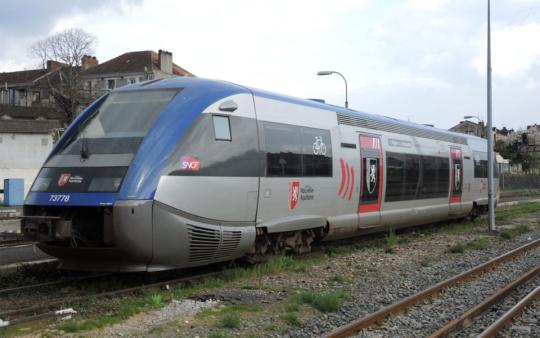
[1, 0, 539, 130]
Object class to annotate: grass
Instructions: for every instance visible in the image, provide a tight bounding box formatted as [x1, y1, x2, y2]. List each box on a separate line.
[208, 332, 230, 338]
[220, 312, 241, 329]
[448, 237, 490, 254]
[283, 311, 301, 326]
[500, 224, 531, 240]
[222, 255, 326, 282]
[330, 274, 346, 284]
[496, 202, 540, 223]
[300, 290, 347, 313]
[384, 229, 399, 253]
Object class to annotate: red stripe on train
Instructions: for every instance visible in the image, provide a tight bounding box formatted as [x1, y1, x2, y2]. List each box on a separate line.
[348, 165, 354, 200]
[338, 158, 346, 197]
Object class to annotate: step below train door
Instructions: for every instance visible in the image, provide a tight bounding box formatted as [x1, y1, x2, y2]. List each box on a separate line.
[449, 147, 463, 215]
[358, 134, 383, 229]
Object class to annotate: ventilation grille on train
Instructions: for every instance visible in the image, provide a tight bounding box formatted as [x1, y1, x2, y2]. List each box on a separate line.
[337, 113, 468, 145]
[187, 224, 242, 262]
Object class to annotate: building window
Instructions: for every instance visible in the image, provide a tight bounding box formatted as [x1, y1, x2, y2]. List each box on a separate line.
[130, 78, 136, 84]
[139, 77, 145, 82]
[32, 91, 40, 103]
[107, 79, 116, 90]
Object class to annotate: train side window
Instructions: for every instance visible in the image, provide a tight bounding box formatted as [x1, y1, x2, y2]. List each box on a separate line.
[386, 152, 448, 201]
[473, 151, 488, 178]
[264, 122, 302, 176]
[385, 153, 405, 202]
[403, 154, 420, 200]
[301, 127, 332, 177]
[212, 115, 232, 141]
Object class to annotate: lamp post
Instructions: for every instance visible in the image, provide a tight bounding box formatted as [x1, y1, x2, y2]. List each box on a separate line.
[486, 0, 496, 231]
[317, 71, 349, 108]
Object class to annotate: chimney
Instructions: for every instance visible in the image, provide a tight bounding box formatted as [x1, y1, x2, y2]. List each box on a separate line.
[81, 55, 99, 70]
[158, 49, 173, 75]
[46, 60, 63, 71]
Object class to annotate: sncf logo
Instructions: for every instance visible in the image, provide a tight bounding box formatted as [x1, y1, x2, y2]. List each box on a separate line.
[180, 156, 201, 171]
[288, 181, 300, 210]
[58, 173, 71, 187]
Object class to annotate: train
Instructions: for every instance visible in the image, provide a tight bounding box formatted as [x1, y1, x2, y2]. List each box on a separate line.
[21, 77, 499, 272]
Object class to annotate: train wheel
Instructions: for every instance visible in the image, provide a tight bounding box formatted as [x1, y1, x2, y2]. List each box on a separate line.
[245, 227, 324, 263]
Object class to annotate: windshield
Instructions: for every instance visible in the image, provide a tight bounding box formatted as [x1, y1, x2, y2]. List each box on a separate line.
[61, 89, 179, 155]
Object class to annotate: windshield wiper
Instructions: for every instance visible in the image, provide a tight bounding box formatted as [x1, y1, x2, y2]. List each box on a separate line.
[78, 109, 100, 160]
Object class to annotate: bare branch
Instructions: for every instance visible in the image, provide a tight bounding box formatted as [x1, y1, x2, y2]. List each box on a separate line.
[28, 28, 97, 123]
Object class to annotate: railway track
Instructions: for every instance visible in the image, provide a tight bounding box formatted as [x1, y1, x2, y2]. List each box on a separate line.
[322, 238, 540, 338]
[0, 270, 222, 328]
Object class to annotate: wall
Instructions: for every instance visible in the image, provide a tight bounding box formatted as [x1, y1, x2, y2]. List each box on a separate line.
[0, 133, 53, 198]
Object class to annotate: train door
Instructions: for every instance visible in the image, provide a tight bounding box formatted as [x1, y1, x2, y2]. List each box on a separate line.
[358, 134, 383, 228]
[449, 147, 463, 214]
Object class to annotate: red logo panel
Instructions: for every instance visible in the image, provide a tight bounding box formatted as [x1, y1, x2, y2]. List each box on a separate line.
[288, 181, 300, 209]
[180, 156, 201, 171]
[58, 173, 71, 187]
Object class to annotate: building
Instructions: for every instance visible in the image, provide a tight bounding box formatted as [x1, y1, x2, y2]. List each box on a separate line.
[0, 60, 65, 108]
[0, 105, 62, 198]
[0, 49, 193, 198]
[449, 120, 486, 138]
[82, 50, 194, 98]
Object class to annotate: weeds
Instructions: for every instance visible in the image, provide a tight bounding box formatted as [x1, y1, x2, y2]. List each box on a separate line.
[330, 274, 346, 284]
[385, 229, 399, 253]
[300, 290, 347, 313]
[149, 293, 164, 307]
[448, 237, 489, 253]
[208, 331, 230, 338]
[220, 312, 241, 329]
[500, 224, 531, 240]
[283, 311, 301, 326]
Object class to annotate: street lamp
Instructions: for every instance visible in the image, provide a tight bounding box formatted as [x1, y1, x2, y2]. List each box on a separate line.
[317, 70, 349, 108]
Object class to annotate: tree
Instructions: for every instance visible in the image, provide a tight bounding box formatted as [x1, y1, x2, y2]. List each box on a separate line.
[29, 28, 96, 124]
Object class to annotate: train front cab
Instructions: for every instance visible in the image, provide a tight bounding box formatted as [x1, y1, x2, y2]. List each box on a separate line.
[22, 81, 261, 271]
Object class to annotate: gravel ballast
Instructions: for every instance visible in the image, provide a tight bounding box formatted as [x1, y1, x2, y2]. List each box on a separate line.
[290, 230, 540, 337]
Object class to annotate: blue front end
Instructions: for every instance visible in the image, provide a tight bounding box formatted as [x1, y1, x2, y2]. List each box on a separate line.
[22, 77, 249, 271]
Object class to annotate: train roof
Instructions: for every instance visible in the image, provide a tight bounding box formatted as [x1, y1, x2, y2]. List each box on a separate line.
[118, 76, 485, 145]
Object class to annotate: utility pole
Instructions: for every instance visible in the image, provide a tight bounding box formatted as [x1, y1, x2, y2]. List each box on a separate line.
[487, 0, 496, 231]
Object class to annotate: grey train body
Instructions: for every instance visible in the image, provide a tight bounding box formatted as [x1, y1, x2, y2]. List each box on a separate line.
[27, 87, 498, 272]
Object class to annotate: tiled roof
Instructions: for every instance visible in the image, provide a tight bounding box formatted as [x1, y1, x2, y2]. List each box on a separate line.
[0, 105, 63, 120]
[0, 69, 48, 86]
[82, 50, 194, 77]
[0, 119, 62, 134]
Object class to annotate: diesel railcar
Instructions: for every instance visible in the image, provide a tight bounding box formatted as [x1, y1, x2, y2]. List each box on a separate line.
[21, 77, 499, 271]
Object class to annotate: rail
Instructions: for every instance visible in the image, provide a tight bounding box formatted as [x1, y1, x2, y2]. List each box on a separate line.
[322, 238, 540, 338]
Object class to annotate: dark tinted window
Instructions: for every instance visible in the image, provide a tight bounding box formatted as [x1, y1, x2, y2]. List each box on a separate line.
[385, 153, 405, 202]
[474, 151, 488, 178]
[31, 167, 127, 193]
[301, 127, 332, 176]
[421, 157, 449, 198]
[60, 89, 179, 155]
[385, 152, 449, 202]
[403, 155, 420, 200]
[264, 123, 303, 176]
[263, 122, 332, 177]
